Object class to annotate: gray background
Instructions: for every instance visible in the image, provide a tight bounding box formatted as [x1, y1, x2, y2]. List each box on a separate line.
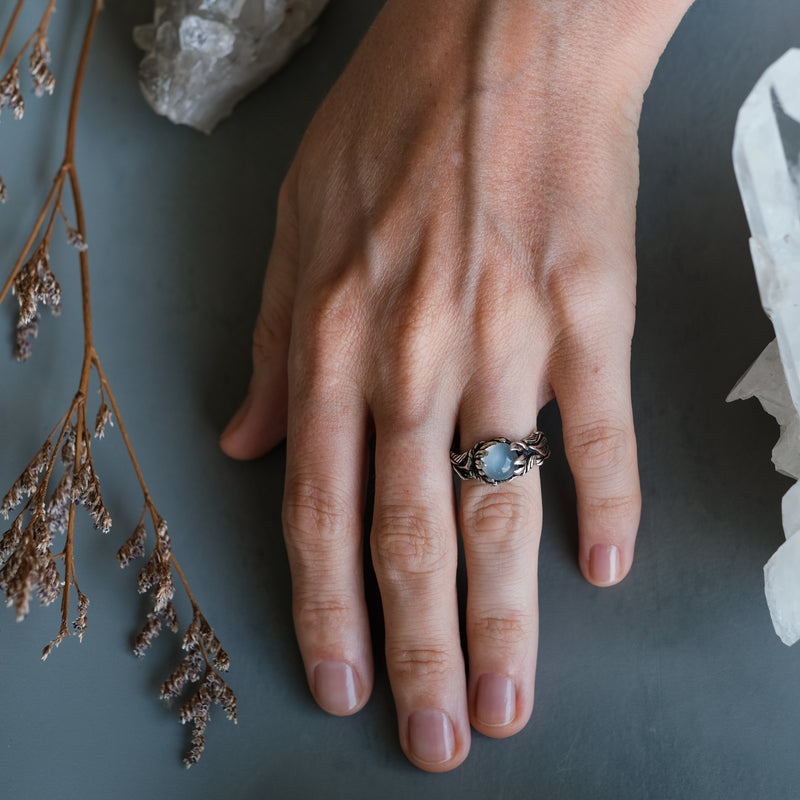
[0, 1, 798, 798]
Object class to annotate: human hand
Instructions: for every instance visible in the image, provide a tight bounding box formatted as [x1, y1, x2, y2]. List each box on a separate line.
[221, 0, 693, 772]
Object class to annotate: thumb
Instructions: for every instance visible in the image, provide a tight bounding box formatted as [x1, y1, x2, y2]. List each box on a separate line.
[221, 182, 298, 460]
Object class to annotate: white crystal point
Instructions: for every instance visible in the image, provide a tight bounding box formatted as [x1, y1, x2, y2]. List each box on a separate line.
[782, 481, 800, 540]
[481, 442, 516, 482]
[727, 339, 800, 478]
[732, 49, 800, 414]
[765, 532, 800, 645]
[136, 0, 330, 133]
[728, 49, 800, 645]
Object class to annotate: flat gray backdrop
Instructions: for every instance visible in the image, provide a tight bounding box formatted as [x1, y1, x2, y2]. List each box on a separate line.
[1, 1, 798, 798]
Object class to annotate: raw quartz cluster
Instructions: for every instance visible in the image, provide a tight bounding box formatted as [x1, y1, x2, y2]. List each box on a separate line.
[727, 49, 800, 645]
[135, 0, 330, 133]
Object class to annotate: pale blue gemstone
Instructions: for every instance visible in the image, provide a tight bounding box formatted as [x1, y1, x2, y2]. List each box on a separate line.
[481, 442, 516, 482]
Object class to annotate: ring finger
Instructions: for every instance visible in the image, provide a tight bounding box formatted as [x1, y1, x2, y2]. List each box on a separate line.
[457, 371, 545, 738]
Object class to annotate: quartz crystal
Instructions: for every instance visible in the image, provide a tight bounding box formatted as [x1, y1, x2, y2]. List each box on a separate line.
[728, 49, 800, 645]
[135, 0, 330, 133]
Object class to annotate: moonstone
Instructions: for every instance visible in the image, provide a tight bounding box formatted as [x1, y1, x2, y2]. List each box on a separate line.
[728, 49, 800, 645]
[135, 0, 330, 133]
[481, 442, 516, 483]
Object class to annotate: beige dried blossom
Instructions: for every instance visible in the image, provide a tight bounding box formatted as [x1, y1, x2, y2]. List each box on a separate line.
[12, 245, 62, 343]
[15, 314, 39, 362]
[73, 591, 89, 641]
[93, 400, 113, 439]
[66, 224, 87, 251]
[0, 66, 24, 119]
[46, 469, 73, 534]
[71, 458, 112, 533]
[29, 36, 55, 98]
[116, 518, 147, 567]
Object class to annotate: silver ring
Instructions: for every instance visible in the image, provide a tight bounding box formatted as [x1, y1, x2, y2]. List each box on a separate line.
[450, 431, 550, 485]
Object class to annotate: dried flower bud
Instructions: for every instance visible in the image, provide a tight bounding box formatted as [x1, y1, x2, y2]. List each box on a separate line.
[182, 613, 201, 651]
[0, 517, 24, 561]
[117, 520, 147, 567]
[162, 601, 179, 633]
[0, 175, 7, 203]
[137, 550, 162, 594]
[133, 611, 162, 658]
[180, 684, 211, 725]
[183, 712, 209, 768]
[66, 225, 88, 252]
[213, 648, 230, 673]
[41, 631, 66, 661]
[37, 557, 62, 606]
[61, 427, 76, 466]
[73, 591, 89, 641]
[161, 660, 192, 700]
[184, 649, 205, 683]
[0, 67, 24, 119]
[36, 251, 61, 315]
[218, 685, 237, 722]
[14, 314, 39, 362]
[93, 401, 113, 439]
[47, 469, 73, 534]
[29, 37, 55, 98]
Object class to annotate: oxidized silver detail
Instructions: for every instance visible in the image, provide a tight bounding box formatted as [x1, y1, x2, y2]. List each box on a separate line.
[450, 431, 550, 485]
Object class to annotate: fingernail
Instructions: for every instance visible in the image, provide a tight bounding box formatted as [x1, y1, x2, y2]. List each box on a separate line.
[589, 543, 620, 584]
[221, 392, 253, 441]
[408, 710, 455, 764]
[313, 661, 360, 715]
[475, 674, 515, 727]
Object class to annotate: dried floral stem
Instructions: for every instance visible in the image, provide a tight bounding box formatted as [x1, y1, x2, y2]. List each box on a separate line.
[2, 0, 235, 764]
[0, 171, 65, 305]
[92, 356, 200, 614]
[92, 357, 151, 507]
[0, 0, 26, 65]
[1, 0, 57, 73]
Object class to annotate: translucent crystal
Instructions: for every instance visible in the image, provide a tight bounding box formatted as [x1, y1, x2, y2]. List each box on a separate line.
[728, 49, 800, 645]
[136, 0, 330, 133]
[179, 16, 235, 58]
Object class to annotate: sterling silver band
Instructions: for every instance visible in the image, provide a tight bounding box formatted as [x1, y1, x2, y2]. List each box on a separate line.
[450, 431, 550, 485]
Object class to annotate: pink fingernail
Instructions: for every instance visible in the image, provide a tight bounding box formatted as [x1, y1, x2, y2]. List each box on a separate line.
[313, 661, 360, 715]
[408, 710, 455, 764]
[589, 543, 620, 584]
[221, 392, 253, 441]
[475, 674, 515, 726]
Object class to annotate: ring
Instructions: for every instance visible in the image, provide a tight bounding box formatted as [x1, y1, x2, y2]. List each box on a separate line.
[450, 430, 550, 485]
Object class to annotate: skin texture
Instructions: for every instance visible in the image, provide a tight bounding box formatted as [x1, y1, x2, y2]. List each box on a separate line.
[221, 0, 695, 773]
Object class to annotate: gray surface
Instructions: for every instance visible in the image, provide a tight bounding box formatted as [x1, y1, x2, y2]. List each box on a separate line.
[1, 1, 799, 798]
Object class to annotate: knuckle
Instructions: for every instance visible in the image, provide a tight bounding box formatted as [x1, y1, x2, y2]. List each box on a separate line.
[293, 594, 352, 639]
[582, 491, 641, 524]
[565, 422, 633, 475]
[283, 477, 351, 560]
[463, 489, 534, 546]
[372, 508, 449, 579]
[387, 646, 452, 682]
[470, 611, 532, 647]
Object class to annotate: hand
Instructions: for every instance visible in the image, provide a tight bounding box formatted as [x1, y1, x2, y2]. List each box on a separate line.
[221, 0, 692, 772]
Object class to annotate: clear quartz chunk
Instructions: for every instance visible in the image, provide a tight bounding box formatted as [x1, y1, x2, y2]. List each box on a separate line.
[728, 49, 800, 644]
[135, 0, 330, 133]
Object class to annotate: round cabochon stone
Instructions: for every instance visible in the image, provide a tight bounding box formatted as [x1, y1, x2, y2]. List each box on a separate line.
[481, 441, 516, 482]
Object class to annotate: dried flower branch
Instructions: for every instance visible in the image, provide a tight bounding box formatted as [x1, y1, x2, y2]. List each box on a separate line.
[1, 1, 236, 766]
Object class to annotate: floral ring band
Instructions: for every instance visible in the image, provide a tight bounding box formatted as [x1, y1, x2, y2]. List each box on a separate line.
[450, 431, 550, 486]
